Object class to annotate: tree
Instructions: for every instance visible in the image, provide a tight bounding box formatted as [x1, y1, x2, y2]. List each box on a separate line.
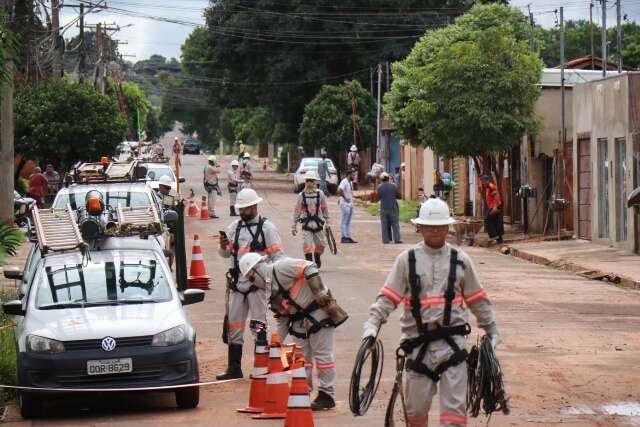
[385, 3, 542, 182]
[15, 80, 128, 169]
[299, 80, 376, 170]
[120, 81, 152, 139]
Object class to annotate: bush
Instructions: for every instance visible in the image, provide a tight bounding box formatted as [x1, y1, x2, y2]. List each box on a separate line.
[0, 222, 25, 265]
[365, 200, 420, 223]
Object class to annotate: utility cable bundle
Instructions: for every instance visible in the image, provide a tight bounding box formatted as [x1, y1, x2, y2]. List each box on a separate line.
[349, 336, 384, 416]
[467, 335, 510, 419]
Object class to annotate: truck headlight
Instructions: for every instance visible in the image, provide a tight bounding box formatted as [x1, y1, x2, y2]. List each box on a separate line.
[152, 325, 189, 346]
[26, 335, 65, 353]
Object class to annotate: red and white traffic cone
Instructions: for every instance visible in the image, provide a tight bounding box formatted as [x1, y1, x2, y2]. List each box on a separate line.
[237, 329, 269, 414]
[200, 195, 209, 220]
[253, 333, 290, 419]
[187, 234, 210, 290]
[187, 195, 199, 217]
[284, 350, 314, 427]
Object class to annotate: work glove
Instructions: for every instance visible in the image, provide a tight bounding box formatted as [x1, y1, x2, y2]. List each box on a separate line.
[291, 225, 297, 236]
[362, 320, 379, 340]
[483, 322, 501, 350]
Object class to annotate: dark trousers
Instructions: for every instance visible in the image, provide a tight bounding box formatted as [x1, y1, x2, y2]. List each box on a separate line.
[380, 208, 401, 243]
[484, 209, 504, 240]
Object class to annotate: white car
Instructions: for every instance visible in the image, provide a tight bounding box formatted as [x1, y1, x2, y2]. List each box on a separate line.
[142, 163, 184, 192]
[3, 237, 204, 418]
[293, 157, 339, 193]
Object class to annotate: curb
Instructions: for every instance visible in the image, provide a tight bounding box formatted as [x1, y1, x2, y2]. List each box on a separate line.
[505, 246, 640, 290]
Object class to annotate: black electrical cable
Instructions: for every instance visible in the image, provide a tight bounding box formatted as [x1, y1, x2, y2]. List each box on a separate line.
[349, 336, 384, 416]
[467, 335, 510, 418]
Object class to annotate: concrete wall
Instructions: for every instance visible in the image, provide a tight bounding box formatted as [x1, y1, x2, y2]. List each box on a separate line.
[572, 73, 636, 252]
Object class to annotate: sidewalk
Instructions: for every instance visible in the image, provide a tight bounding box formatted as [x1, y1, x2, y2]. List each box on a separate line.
[506, 239, 640, 289]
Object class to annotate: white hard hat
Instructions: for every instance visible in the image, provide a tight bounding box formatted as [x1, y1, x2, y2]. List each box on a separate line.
[304, 170, 320, 181]
[240, 252, 266, 278]
[235, 188, 263, 209]
[244, 153, 251, 159]
[159, 175, 173, 187]
[381, 172, 390, 179]
[208, 155, 217, 163]
[174, 136, 179, 141]
[350, 145, 358, 152]
[411, 198, 455, 226]
[231, 160, 240, 167]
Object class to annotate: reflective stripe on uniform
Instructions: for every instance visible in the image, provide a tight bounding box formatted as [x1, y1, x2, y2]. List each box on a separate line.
[440, 412, 467, 425]
[289, 261, 308, 299]
[463, 288, 487, 304]
[380, 284, 403, 304]
[315, 361, 335, 371]
[228, 321, 245, 330]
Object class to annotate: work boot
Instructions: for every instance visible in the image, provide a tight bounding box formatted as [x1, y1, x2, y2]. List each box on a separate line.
[314, 253, 322, 269]
[311, 391, 335, 411]
[305, 253, 313, 262]
[216, 344, 243, 380]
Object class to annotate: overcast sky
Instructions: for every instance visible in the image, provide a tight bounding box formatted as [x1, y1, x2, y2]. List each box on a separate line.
[61, 0, 639, 62]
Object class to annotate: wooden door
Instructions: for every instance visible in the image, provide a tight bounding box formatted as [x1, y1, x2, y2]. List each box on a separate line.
[578, 138, 592, 239]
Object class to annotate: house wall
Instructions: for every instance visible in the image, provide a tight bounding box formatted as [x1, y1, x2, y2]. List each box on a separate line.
[572, 73, 636, 251]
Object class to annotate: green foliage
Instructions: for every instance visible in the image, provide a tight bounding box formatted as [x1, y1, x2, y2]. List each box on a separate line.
[120, 81, 152, 139]
[15, 80, 128, 168]
[0, 12, 17, 85]
[299, 80, 375, 165]
[537, 20, 640, 69]
[385, 4, 542, 159]
[0, 222, 24, 265]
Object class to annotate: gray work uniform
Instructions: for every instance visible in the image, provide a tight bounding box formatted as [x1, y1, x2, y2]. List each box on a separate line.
[269, 257, 336, 398]
[367, 242, 495, 427]
[204, 164, 221, 216]
[293, 190, 329, 255]
[218, 216, 284, 345]
[377, 182, 401, 243]
[227, 168, 239, 206]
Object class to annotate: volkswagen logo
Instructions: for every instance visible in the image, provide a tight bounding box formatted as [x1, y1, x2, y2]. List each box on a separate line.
[101, 336, 116, 352]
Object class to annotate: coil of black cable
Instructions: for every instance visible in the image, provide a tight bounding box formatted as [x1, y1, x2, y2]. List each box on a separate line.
[467, 335, 510, 418]
[349, 336, 384, 416]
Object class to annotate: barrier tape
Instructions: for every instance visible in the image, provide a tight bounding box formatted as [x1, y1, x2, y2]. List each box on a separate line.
[0, 378, 241, 393]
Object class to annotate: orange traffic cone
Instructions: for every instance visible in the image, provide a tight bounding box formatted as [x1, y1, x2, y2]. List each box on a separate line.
[237, 329, 269, 414]
[187, 195, 199, 217]
[253, 333, 290, 419]
[187, 234, 210, 290]
[284, 351, 314, 427]
[200, 195, 209, 220]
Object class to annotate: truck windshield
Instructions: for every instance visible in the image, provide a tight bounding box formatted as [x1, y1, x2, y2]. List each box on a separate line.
[35, 254, 172, 309]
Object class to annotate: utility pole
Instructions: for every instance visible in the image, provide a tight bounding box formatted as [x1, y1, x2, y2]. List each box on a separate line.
[616, 0, 622, 72]
[590, 1, 595, 69]
[602, 0, 607, 77]
[376, 63, 382, 164]
[52, 0, 62, 79]
[560, 7, 566, 153]
[79, 3, 87, 82]
[528, 4, 535, 52]
[0, 0, 14, 223]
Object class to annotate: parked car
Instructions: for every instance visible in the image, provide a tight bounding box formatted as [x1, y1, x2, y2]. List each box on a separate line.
[3, 238, 204, 418]
[182, 139, 200, 155]
[293, 157, 339, 193]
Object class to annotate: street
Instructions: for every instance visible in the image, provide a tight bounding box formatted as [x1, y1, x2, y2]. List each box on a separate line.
[4, 130, 640, 426]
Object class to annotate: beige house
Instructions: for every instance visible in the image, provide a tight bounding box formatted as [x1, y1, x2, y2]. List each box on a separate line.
[572, 72, 640, 253]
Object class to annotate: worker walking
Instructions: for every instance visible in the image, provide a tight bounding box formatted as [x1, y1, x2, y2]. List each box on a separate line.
[204, 155, 221, 219]
[362, 198, 500, 427]
[239, 253, 348, 411]
[318, 149, 330, 196]
[217, 188, 284, 380]
[337, 169, 357, 244]
[292, 171, 329, 269]
[227, 159, 240, 216]
[241, 153, 253, 187]
[374, 172, 402, 244]
[480, 174, 504, 243]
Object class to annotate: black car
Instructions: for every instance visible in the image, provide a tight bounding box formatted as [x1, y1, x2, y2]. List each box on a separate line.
[182, 139, 200, 155]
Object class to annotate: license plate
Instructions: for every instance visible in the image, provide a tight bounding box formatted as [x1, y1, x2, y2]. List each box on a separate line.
[87, 358, 133, 375]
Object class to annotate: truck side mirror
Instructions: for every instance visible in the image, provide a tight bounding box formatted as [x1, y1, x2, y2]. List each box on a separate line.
[181, 289, 205, 306]
[3, 268, 23, 281]
[2, 300, 25, 316]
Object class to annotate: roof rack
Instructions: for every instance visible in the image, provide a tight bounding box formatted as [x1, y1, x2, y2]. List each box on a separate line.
[116, 203, 163, 237]
[32, 205, 87, 254]
[67, 160, 147, 185]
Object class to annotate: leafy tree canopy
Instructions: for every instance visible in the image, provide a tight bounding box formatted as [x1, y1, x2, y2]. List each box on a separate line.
[299, 80, 376, 166]
[385, 3, 542, 161]
[15, 80, 128, 169]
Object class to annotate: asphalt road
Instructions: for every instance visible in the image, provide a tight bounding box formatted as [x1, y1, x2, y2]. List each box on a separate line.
[4, 130, 640, 426]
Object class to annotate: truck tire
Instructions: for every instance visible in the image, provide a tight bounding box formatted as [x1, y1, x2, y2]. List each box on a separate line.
[175, 386, 200, 409]
[19, 392, 42, 419]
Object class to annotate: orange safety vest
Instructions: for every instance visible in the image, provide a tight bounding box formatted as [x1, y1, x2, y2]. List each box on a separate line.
[485, 183, 502, 209]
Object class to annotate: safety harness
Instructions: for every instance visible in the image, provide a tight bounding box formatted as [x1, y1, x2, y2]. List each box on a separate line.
[225, 216, 267, 297]
[299, 191, 325, 233]
[401, 248, 471, 382]
[272, 269, 334, 339]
